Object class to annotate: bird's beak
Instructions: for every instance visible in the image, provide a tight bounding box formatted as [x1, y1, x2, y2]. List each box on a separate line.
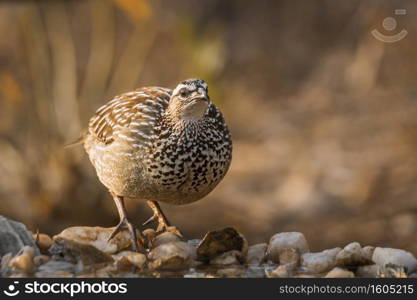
[190, 96, 207, 103]
[190, 90, 208, 102]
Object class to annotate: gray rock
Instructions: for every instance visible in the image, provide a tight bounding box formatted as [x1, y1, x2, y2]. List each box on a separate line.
[210, 250, 242, 265]
[356, 264, 380, 278]
[49, 237, 114, 266]
[112, 251, 147, 270]
[377, 263, 407, 278]
[186, 239, 199, 261]
[267, 264, 294, 278]
[372, 247, 417, 274]
[335, 242, 373, 266]
[53, 226, 132, 255]
[197, 227, 247, 261]
[361, 246, 375, 261]
[279, 248, 300, 269]
[301, 247, 341, 274]
[217, 266, 245, 277]
[0, 216, 40, 256]
[267, 232, 309, 263]
[247, 243, 267, 265]
[148, 241, 192, 270]
[0, 253, 13, 276]
[152, 232, 181, 248]
[33, 255, 50, 267]
[325, 267, 354, 278]
[35, 260, 75, 278]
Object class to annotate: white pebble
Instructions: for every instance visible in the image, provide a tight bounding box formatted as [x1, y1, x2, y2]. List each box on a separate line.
[301, 247, 341, 274]
[267, 232, 309, 263]
[372, 247, 417, 273]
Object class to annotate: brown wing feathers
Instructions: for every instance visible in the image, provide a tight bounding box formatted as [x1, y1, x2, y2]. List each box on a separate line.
[87, 87, 171, 146]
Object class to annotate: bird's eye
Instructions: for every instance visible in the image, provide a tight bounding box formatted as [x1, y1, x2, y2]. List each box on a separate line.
[179, 88, 188, 98]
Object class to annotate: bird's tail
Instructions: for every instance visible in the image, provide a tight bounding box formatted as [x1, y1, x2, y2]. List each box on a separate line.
[64, 132, 87, 148]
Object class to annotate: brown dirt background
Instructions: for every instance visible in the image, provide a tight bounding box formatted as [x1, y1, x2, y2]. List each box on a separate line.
[0, 0, 416, 254]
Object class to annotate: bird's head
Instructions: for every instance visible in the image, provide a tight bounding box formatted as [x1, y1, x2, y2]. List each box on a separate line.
[169, 79, 209, 121]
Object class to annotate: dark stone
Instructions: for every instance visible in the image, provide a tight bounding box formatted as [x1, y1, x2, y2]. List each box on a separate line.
[0, 216, 40, 256]
[49, 237, 113, 266]
[197, 227, 244, 261]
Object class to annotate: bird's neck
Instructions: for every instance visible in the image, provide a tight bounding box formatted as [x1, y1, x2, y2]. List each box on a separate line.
[161, 113, 205, 136]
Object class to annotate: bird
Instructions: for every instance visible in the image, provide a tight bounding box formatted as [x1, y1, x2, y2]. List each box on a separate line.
[79, 79, 232, 251]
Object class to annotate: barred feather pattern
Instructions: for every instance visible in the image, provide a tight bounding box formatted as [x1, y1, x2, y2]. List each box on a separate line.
[84, 83, 232, 205]
[143, 103, 232, 203]
[88, 87, 171, 147]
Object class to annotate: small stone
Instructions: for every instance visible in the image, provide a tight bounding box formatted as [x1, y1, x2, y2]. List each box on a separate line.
[35, 260, 75, 277]
[217, 266, 245, 277]
[9, 246, 36, 273]
[335, 242, 373, 266]
[0, 216, 40, 256]
[53, 226, 132, 255]
[188, 239, 201, 248]
[377, 263, 407, 278]
[190, 259, 203, 268]
[294, 274, 319, 278]
[361, 246, 375, 261]
[356, 264, 380, 278]
[372, 247, 417, 273]
[246, 265, 269, 278]
[49, 237, 114, 266]
[197, 227, 247, 261]
[301, 247, 341, 274]
[183, 271, 207, 278]
[142, 228, 157, 247]
[210, 250, 242, 265]
[152, 232, 181, 248]
[93, 264, 116, 278]
[112, 251, 147, 270]
[267, 264, 293, 278]
[325, 267, 355, 278]
[1, 253, 13, 276]
[33, 233, 53, 253]
[34, 255, 50, 266]
[36, 271, 74, 278]
[267, 232, 309, 263]
[8, 273, 30, 278]
[113, 257, 132, 272]
[148, 241, 192, 270]
[247, 243, 267, 265]
[187, 240, 199, 261]
[279, 248, 300, 269]
[240, 235, 249, 259]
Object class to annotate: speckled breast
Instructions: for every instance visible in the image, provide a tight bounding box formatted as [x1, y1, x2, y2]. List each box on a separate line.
[138, 122, 233, 204]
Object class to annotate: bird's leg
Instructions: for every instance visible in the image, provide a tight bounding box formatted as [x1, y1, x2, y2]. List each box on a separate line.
[108, 193, 144, 252]
[144, 200, 183, 237]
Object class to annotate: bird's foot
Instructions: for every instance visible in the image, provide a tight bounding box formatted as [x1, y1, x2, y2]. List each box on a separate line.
[142, 214, 157, 226]
[157, 224, 183, 238]
[143, 214, 183, 237]
[108, 217, 144, 252]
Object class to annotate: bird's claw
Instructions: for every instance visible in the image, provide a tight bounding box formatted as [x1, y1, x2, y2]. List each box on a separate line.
[108, 218, 126, 242]
[108, 217, 144, 252]
[142, 214, 157, 226]
[157, 224, 183, 238]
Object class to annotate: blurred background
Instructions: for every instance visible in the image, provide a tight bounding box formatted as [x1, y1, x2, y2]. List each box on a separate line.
[1, 0, 417, 254]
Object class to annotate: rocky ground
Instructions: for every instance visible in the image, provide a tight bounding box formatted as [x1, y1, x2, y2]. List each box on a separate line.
[0, 216, 416, 278]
